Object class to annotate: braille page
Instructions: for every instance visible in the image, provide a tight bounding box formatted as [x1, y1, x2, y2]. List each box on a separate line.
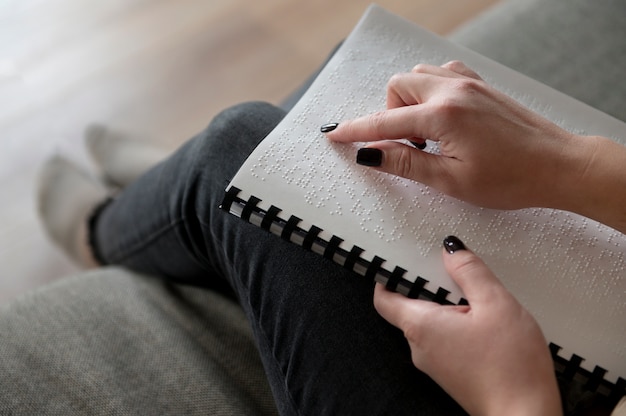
[226, 5, 626, 384]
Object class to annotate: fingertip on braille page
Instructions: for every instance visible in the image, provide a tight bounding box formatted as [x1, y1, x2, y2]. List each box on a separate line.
[443, 235, 466, 254]
[356, 148, 383, 167]
[320, 123, 339, 133]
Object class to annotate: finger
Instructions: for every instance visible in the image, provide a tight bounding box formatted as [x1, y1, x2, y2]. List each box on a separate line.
[411, 63, 471, 79]
[440, 60, 483, 80]
[441, 236, 508, 306]
[386, 65, 480, 109]
[327, 73, 454, 142]
[325, 105, 436, 144]
[373, 283, 437, 331]
[357, 140, 453, 190]
[386, 72, 442, 109]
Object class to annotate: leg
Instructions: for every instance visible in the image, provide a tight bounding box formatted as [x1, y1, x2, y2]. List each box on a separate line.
[90, 101, 466, 415]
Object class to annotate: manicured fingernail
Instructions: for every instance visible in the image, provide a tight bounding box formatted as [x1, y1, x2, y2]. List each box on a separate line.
[320, 123, 339, 133]
[410, 141, 427, 150]
[356, 148, 383, 167]
[443, 235, 466, 254]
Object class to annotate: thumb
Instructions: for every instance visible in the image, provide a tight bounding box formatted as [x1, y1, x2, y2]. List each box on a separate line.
[357, 141, 449, 187]
[441, 236, 507, 306]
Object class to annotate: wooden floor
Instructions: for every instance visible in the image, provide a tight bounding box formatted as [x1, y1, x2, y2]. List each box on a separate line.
[0, 0, 499, 304]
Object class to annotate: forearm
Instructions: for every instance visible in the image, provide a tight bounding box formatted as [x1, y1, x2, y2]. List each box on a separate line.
[556, 135, 626, 234]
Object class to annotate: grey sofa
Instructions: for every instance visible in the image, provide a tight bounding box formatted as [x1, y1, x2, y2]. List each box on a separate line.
[1, 0, 624, 414]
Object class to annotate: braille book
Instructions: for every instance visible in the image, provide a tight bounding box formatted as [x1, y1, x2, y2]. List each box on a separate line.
[222, 4, 626, 398]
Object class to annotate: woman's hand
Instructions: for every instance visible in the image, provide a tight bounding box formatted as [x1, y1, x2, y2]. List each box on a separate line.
[324, 61, 593, 212]
[374, 236, 562, 416]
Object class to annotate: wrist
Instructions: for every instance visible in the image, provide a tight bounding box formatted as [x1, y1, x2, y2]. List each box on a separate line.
[556, 134, 626, 233]
[485, 389, 563, 416]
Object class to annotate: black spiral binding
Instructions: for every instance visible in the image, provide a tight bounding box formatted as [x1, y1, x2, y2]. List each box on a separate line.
[549, 343, 625, 402]
[221, 187, 451, 304]
[221, 187, 626, 400]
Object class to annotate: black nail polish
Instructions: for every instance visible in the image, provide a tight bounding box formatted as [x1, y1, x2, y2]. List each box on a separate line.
[410, 141, 427, 150]
[443, 236, 466, 254]
[320, 123, 339, 133]
[356, 148, 383, 167]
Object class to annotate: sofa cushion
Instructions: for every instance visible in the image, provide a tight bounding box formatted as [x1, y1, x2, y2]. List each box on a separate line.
[0, 267, 277, 416]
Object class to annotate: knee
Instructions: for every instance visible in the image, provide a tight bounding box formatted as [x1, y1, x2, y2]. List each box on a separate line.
[186, 101, 285, 165]
[202, 101, 286, 152]
[182, 101, 286, 185]
[214, 101, 284, 126]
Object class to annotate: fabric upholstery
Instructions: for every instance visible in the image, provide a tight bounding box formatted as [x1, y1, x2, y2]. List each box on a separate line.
[0, 267, 277, 415]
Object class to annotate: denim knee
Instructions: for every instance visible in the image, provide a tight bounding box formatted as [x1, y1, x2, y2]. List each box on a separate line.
[211, 101, 284, 133]
[182, 101, 285, 188]
[189, 101, 286, 168]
